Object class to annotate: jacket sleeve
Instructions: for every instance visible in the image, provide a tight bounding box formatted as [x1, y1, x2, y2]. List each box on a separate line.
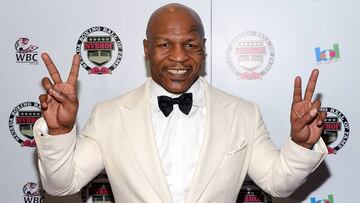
[247, 104, 327, 197]
[33, 105, 104, 196]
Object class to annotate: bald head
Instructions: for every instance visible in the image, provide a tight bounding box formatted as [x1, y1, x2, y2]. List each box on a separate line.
[146, 3, 204, 40]
[143, 3, 206, 94]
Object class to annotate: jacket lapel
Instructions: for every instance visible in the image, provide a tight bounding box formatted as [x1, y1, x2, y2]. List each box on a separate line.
[186, 78, 236, 203]
[119, 81, 173, 203]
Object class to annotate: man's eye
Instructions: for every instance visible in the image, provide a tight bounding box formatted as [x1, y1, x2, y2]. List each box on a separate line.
[185, 43, 194, 48]
[161, 43, 171, 48]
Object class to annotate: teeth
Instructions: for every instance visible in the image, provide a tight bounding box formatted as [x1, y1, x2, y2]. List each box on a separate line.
[167, 69, 188, 74]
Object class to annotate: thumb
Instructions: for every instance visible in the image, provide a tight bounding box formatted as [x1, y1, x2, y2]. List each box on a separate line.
[49, 88, 78, 114]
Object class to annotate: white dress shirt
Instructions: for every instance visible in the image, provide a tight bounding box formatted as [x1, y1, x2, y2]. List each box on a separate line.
[150, 79, 206, 203]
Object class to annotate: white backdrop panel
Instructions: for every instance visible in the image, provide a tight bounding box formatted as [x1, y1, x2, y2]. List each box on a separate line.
[1, 0, 359, 202]
[212, 0, 360, 202]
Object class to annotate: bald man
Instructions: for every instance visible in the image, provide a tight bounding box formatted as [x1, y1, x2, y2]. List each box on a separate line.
[34, 3, 327, 203]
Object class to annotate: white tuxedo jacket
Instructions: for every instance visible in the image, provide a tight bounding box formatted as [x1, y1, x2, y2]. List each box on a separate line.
[34, 77, 327, 203]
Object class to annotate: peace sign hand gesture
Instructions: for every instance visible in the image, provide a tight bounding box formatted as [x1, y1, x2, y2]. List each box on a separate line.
[39, 53, 80, 135]
[290, 69, 327, 149]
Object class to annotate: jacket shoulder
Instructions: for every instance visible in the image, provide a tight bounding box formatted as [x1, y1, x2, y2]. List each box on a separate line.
[92, 82, 147, 114]
[208, 86, 257, 110]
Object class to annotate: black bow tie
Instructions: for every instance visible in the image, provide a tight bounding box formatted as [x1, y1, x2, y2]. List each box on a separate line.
[157, 93, 193, 117]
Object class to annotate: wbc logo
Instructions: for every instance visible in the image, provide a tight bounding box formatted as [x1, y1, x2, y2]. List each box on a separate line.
[22, 182, 45, 203]
[15, 38, 39, 64]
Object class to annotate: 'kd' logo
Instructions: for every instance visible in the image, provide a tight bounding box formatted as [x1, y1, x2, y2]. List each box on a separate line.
[310, 194, 334, 203]
[315, 44, 340, 62]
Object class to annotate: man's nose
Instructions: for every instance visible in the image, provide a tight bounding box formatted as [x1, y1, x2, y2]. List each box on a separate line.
[169, 44, 189, 62]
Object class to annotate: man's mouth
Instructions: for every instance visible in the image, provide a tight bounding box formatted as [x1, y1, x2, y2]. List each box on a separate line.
[166, 69, 189, 75]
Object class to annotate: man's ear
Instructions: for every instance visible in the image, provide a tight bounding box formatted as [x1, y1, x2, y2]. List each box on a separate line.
[202, 38, 207, 59]
[143, 39, 149, 60]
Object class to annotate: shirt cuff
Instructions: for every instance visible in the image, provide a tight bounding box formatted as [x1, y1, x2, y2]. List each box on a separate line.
[34, 118, 77, 161]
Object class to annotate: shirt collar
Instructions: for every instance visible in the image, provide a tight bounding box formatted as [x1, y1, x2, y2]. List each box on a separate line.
[149, 78, 204, 112]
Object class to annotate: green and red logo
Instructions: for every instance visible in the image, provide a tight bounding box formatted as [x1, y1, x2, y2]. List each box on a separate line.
[76, 26, 123, 75]
[237, 180, 272, 202]
[8, 102, 41, 147]
[320, 107, 350, 154]
[81, 172, 114, 203]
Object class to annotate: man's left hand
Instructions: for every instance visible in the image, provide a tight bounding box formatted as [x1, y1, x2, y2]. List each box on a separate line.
[290, 69, 327, 149]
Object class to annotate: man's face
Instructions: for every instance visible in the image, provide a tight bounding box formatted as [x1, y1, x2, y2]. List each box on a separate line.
[144, 11, 206, 94]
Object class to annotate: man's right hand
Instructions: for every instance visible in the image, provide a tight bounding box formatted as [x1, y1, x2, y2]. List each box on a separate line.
[39, 53, 80, 135]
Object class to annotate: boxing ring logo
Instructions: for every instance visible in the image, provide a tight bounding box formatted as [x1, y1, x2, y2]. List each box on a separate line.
[81, 172, 114, 203]
[76, 26, 123, 75]
[8, 102, 41, 147]
[226, 31, 275, 80]
[237, 180, 272, 203]
[15, 38, 39, 65]
[320, 107, 349, 154]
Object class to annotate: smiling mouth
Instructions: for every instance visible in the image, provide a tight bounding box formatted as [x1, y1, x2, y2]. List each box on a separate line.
[166, 69, 189, 75]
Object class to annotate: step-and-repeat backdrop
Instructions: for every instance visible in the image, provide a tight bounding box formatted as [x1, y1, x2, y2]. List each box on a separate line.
[1, 0, 359, 202]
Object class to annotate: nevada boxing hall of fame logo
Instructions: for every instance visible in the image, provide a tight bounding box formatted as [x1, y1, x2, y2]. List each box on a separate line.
[76, 26, 123, 75]
[320, 107, 350, 154]
[8, 102, 42, 147]
[22, 182, 45, 203]
[226, 31, 275, 80]
[81, 172, 114, 203]
[237, 180, 272, 203]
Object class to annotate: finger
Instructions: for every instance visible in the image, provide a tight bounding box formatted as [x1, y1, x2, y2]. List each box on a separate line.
[42, 77, 54, 92]
[311, 99, 322, 126]
[312, 99, 321, 110]
[297, 107, 319, 127]
[66, 54, 80, 86]
[293, 76, 302, 103]
[50, 89, 77, 112]
[49, 88, 67, 103]
[41, 53, 63, 84]
[39, 94, 48, 111]
[317, 111, 327, 127]
[304, 69, 319, 102]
